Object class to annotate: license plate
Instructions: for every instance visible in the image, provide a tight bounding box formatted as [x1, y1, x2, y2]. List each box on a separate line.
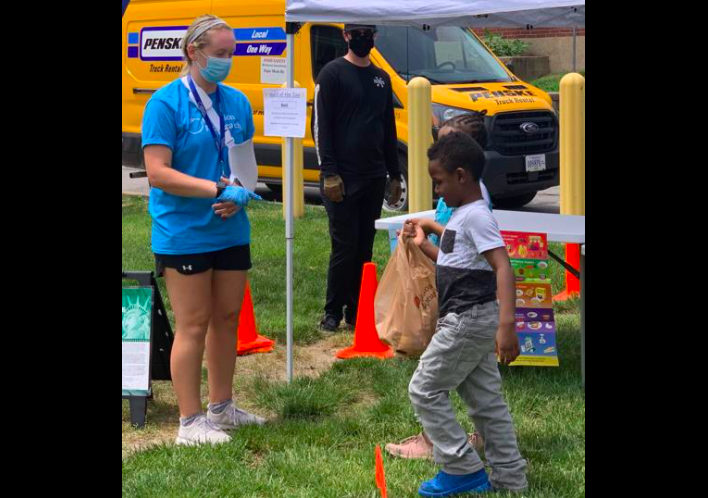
[526, 155, 547, 173]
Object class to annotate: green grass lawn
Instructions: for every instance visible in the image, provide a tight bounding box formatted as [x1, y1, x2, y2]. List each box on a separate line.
[122, 197, 585, 498]
[531, 72, 586, 93]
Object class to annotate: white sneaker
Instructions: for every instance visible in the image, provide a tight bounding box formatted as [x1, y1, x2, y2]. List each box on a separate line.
[207, 402, 267, 430]
[175, 415, 232, 446]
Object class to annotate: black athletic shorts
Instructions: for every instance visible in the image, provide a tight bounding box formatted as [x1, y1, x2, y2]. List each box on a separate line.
[155, 245, 252, 277]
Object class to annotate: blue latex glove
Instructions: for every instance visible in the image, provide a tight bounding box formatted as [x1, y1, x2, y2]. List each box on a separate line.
[218, 186, 263, 207]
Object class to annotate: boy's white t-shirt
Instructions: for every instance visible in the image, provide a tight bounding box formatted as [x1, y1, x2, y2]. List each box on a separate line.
[437, 200, 505, 317]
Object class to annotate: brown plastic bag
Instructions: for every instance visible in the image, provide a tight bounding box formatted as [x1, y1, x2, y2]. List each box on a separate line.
[375, 235, 439, 357]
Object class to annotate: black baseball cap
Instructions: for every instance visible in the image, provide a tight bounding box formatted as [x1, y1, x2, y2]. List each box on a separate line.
[344, 24, 377, 33]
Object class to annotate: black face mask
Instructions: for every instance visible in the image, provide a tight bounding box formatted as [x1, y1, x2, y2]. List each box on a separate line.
[348, 34, 375, 58]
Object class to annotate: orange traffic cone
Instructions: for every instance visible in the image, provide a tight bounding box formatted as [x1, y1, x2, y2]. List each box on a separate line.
[237, 282, 275, 356]
[553, 243, 581, 302]
[336, 263, 394, 360]
[375, 445, 388, 498]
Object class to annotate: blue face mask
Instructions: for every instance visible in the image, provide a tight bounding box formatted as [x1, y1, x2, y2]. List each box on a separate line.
[197, 52, 233, 83]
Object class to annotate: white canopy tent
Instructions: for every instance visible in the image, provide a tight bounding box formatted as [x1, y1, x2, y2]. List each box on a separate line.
[281, 0, 586, 382]
[466, 6, 585, 29]
[286, 0, 584, 27]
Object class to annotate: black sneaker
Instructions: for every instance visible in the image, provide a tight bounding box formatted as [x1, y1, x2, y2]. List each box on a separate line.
[320, 315, 341, 333]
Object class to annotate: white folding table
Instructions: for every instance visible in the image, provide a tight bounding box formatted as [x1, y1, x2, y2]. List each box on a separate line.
[376, 210, 586, 386]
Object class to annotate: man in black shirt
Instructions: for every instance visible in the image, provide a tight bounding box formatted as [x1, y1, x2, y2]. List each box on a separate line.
[315, 24, 403, 332]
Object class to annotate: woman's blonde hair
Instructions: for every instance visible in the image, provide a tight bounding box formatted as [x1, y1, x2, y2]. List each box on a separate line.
[181, 15, 232, 76]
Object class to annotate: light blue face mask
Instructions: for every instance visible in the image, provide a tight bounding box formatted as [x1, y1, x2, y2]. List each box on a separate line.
[197, 52, 233, 83]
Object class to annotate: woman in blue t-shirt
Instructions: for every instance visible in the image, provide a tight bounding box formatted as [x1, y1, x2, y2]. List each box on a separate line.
[142, 15, 264, 446]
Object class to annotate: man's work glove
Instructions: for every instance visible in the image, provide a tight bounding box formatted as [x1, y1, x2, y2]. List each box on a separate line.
[388, 178, 403, 207]
[323, 175, 346, 203]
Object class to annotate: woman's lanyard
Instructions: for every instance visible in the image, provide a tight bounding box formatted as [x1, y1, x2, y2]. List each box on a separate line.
[188, 75, 228, 179]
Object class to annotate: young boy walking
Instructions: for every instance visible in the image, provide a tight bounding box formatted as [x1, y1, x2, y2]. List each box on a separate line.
[404, 132, 528, 496]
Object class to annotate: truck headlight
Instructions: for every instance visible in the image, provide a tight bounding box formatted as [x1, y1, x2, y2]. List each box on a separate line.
[432, 104, 473, 127]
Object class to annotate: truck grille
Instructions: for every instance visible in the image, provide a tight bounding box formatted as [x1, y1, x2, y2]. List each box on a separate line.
[492, 111, 558, 156]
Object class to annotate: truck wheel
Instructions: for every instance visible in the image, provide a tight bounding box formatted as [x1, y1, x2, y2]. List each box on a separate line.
[492, 192, 538, 210]
[383, 153, 409, 213]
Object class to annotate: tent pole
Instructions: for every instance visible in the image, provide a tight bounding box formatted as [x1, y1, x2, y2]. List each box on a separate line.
[285, 26, 296, 384]
[573, 25, 578, 73]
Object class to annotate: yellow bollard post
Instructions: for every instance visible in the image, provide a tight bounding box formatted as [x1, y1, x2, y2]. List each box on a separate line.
[282, 82, 305, 220]
[560, 73, 586, 217]
[555, 73, 586, 302]
[408, 77, 433, 214]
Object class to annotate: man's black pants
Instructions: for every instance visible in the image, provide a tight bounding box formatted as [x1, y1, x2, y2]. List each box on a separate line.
[321, 177, 387, 323]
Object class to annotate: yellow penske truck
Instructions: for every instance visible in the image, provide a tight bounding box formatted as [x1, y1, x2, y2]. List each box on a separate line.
[122, 0, 560, 209]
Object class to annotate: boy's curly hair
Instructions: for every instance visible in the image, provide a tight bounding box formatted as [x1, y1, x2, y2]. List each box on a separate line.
[428, 132, 486, 182]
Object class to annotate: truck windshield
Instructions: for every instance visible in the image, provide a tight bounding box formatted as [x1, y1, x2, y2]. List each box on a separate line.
[375, 26, 514, 85]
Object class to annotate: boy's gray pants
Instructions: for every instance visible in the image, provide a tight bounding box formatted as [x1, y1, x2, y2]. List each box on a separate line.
[409, 301, 528, 491]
